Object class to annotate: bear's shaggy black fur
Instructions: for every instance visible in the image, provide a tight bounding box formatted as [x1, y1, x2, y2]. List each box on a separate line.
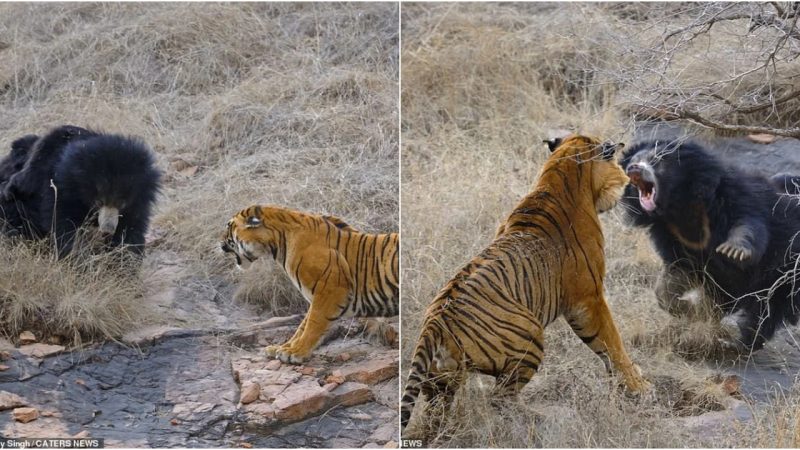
[0, 126, 97, 238]
[0, 134, 40, 237]
[621, 139, 800, 351]
[0, 135, 38, 182]
[0, 125, 161, 257]
[3, 126, 98, 200]
[45, 133, 161, 256]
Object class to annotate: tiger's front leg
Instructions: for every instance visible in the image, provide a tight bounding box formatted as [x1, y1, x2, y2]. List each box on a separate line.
[567, 296, 651, 394]
[265, 315, 307, 358]
[267, 249, 352, 364]
[272, 287, 350, 364]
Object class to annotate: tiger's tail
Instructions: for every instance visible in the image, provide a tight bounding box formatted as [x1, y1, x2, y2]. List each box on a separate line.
[401, 321, 448, 432]
[401, 338, 430, 431]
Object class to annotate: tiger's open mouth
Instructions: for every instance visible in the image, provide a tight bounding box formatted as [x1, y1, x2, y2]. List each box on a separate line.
[626, 163, 657, 212]
[221, 241, 257, 269]
[221, 241, 243, 265]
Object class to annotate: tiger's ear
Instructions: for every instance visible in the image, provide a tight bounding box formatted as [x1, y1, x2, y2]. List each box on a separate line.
[543, 138, 563, 153]
[245, 215, 262, 228]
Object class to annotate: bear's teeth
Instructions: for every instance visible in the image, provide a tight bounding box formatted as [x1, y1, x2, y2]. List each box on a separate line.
[640, 189, 656, 212]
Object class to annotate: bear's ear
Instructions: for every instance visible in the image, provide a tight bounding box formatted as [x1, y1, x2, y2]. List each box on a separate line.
[245, 215, 262, 228]
[600, 141, 624, 160]
[543, 138, 563, 153]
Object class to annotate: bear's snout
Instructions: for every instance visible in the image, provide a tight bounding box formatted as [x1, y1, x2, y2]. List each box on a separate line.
[98, 206, 120, 235]
[626, 163, 655, 186]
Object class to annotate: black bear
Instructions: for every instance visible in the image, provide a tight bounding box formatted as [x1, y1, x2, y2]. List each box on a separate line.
[620, 139, 800, 351]
[0, 125, 161, 257]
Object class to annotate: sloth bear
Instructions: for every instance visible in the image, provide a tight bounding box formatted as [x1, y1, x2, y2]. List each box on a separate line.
[0, 125, 161, 257]
[621, 139, 800, 352]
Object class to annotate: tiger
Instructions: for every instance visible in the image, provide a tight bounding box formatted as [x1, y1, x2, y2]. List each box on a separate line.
[400, 134, 651, 433]
[221, 204, 399, 363]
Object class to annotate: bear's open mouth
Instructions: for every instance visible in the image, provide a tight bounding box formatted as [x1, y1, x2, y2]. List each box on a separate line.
[626, 164, 658, 212]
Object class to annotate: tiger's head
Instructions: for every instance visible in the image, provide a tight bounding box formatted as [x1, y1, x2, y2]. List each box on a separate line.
[543, 134, 628, 213]
[220, 205, 277, 270]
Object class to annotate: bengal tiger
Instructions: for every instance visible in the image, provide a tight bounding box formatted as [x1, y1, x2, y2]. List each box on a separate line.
[400, 135, 651, 433]
[221, 205, 399, 363]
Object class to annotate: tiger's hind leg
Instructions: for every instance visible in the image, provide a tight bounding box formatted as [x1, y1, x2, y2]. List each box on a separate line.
[567, 296, 651, 394]
[420, 369, 465, 434]
[493, 359, 539, 405]
[492, 322, 544, 406]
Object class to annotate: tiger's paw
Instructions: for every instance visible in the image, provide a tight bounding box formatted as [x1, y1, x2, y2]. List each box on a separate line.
[623, 365, 654, 397]
[632, 379, 654, 396]
[264, 344, 287, 357]
[275, 348, 308, 364]
[624, 379, 655, 404]
[265, 345, 308, 364]
[624, 377, 653, 395]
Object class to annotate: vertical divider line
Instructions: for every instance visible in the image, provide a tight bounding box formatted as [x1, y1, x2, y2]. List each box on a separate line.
[396, 0, 404, 442]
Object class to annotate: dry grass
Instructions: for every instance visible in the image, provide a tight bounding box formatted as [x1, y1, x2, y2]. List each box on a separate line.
[401, 3, 799, 447]
[0, 237, 151, 344]
[0, 3, 398, 343]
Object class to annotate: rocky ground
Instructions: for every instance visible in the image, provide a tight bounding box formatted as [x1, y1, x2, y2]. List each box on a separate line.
[654, 328, 799, 445]
[0, 273, 399, 448]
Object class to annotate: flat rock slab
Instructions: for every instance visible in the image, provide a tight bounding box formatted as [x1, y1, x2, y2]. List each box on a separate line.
[0, 391, 27, 411]
[337, 355, 399, 385]
[0, 334, 237, 447]
[17, 344, 65, 359]
[667, 399, 754, 446]
[237, 401, 398, 448]
[0, 318, 399, 447]
[229, 320, 398, 446]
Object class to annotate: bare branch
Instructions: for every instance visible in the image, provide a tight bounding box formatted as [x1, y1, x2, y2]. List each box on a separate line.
[663, 4, 752, 43]
[733, 89, 800, 114]
[677, 109, 800, 138]
[770, 1, 786, 18]
[595, 2, 800, 139]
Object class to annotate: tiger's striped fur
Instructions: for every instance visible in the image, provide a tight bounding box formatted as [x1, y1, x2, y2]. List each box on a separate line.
[401, 135, 650, 433]
[221, 205, 399, 363]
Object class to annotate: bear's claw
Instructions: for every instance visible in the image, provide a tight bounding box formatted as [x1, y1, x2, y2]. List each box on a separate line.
[716, 240, 752, 262]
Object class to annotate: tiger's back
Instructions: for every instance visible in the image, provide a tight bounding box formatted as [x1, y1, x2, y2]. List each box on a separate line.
[320, 221, 399, 317]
